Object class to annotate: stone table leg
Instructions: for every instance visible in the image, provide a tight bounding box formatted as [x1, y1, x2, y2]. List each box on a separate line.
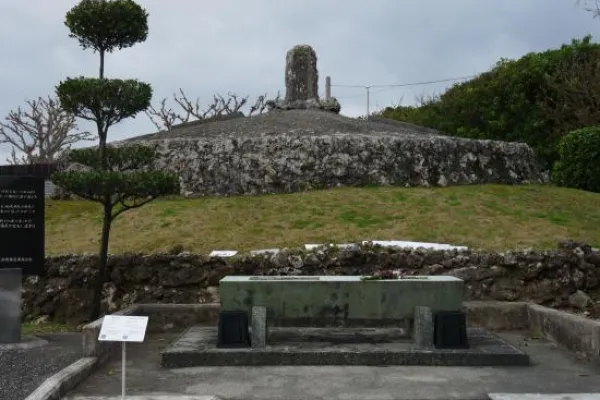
[251, 306, 267, 349]
[413, 305, 434, 349]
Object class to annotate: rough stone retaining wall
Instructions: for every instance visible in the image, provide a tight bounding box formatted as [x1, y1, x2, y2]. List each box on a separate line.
[135, 133, 545, 196]
[24, 241, 600, 324]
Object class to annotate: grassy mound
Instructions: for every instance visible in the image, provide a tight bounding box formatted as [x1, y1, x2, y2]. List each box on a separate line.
[45, 184, 600, 255]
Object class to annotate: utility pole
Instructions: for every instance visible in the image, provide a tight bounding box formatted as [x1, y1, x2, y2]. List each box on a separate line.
[365, 86, 371, 118]
[325, 76, 331, 101]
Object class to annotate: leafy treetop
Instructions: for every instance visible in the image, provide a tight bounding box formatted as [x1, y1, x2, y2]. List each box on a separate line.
[65, 0, 149, 53]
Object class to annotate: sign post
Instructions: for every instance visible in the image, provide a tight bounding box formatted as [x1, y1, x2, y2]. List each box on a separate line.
[0, 176, 45, 344]
[98, 315, 149, 399]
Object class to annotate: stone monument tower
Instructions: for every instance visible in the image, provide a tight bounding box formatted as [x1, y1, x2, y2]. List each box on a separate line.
[269, 45, 341, 113]
[285, 45, 319, 103]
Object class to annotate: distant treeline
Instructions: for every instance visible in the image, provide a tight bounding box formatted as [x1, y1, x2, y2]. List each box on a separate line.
[378, 36, 600, 170]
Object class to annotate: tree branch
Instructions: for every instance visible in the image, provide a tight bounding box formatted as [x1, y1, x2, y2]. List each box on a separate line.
[578, 0, 600, 17]
[112, 195, 157, 219]
[145, 90, 278, 132]
[0, 96, 95, 165]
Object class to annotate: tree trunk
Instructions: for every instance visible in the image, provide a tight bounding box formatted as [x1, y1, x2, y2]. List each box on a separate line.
[89, 47, 111, 321]
[99, 50, 105, 79]
[89, 204, 112, 321]
[97, 121, 107, 169]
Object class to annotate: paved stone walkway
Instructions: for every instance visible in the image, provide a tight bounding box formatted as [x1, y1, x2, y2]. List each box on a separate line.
[65, 332, 600, 400]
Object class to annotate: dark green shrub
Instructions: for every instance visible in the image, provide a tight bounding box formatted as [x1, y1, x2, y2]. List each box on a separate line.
[379, 36, 600, 170]
[553, 126, 600, 193]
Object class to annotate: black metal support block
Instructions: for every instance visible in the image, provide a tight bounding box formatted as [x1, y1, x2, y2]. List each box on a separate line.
[217, 310, 251, 348]
[434, 310, 469, 349]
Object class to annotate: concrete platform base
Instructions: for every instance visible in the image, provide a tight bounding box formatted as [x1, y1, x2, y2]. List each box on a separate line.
[161, 326, 529, 368]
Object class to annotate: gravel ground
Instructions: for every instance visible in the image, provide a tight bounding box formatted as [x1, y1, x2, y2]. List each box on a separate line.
[125, 109, 445, 141]
[0, 332, 82, 400]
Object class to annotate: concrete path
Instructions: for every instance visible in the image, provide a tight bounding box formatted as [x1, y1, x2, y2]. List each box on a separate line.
[489, 395, 600, 400]
[67, 397, 219, 400]
[65, 331, 600, 400]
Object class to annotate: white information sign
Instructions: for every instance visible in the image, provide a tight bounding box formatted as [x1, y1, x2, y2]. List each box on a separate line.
[98, 315, 149, 342]
[362, 240, 468, 251]
[304, 244, 325, 250]
[335, 243, 357, 249]
[209, 250, 238, 258]
[305, 243, 357, 250]
[250, 248, 280, 255]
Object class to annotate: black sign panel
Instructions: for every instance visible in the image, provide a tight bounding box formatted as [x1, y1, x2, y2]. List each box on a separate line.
[0, 176, 45, 276]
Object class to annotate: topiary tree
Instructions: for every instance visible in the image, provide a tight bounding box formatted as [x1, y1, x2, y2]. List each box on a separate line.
[64, 0, 149, 79]
[52, 0, 180, 320]
[553, 126, 600, 193]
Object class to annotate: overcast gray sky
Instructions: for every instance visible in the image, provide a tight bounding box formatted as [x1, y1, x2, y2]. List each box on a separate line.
[0, 0, 599, 163]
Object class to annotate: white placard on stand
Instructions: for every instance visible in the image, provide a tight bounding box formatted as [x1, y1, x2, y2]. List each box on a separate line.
[98, 315, 149, 399]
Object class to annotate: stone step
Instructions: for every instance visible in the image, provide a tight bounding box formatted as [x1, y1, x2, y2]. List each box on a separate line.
[65, 396, 221, 400]
[160, 326, 530, 368]
[489, 394, 600, 400]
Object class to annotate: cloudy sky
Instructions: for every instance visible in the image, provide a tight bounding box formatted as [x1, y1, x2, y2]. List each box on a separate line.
[0, 0, 599, 163]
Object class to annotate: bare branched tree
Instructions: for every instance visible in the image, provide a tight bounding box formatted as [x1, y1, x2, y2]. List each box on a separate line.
[414, 92, 439, 107]
[145, 89, 281, 132]
[0, 96, 94, 165]
[249, 93, 281, 116]
[578, 0, 600, 17]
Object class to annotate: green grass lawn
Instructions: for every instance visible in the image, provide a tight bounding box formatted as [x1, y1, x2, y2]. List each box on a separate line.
[21, 321, 76, 335]
[45, 184, 600, 255]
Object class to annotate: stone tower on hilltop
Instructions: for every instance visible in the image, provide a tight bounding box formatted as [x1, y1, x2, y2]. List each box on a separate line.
[269, 45, 341, 113]
[285, 45, 319, 102]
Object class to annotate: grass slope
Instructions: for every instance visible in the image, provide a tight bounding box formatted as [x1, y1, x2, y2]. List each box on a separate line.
[46, 184, 600, 255]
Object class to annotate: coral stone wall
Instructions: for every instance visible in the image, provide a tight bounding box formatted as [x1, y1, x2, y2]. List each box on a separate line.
[136, 132, 545, 197]
[24, 241, 600, 324]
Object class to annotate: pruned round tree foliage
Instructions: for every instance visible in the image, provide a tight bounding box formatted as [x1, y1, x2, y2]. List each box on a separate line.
[52, 169, 180, 215]
[56, 77, 152, 131]
[65, 143, 160, 171]
[52, 144, 180, 218]
[65, 0, 149, 53]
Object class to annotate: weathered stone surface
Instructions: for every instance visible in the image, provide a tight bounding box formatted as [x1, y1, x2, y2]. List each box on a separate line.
[251, 306, 267, 349]
[269, 97, 342, 113]
[413, 306, 433, 348]
[263, 45, 343, 114]
[23, 241, 600, 325]
[569, 290, 592, 310]
[110, 110, 546, 197]
[285, 45, 319, 102]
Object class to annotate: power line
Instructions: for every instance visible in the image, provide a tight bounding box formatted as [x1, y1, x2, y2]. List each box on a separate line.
[331, 74, 479, 89]
[329, 73, 479, 116]
[336, 87, 397, 101]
